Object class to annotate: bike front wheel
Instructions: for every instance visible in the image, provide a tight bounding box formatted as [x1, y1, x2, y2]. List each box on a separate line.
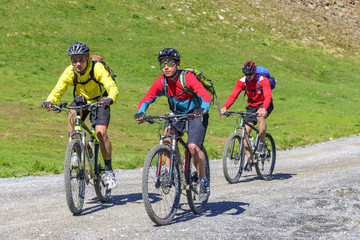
[186, 147, 210, 214]
[255, 133, 276, 180]
[222, 133, 245, 184]
[142, 145, 181, 225]
[64, 139, 86, 214]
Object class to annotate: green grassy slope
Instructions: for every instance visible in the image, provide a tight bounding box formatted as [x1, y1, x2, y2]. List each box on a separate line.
[0, 0, 359, 177]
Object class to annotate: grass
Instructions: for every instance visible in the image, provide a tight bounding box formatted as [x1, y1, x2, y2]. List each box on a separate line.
[0, 0, 359, 177]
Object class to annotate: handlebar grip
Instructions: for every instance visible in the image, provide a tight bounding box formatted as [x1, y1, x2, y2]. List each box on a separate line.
[144, 117, 155, 124]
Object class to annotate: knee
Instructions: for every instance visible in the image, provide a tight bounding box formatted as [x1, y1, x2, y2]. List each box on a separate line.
[188, 143, 200, 153]
[96, 130, 107, 141]
[257, 116, 266, 123]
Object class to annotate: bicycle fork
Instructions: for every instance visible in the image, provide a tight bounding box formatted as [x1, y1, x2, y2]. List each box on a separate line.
[156, 138, 188, 190]
[73, 116, 96, 182]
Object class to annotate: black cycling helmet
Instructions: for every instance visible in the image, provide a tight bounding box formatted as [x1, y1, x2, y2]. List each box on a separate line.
[158, 48, 180, 62]
[68, 42, 90, 56]
[242, 61, 256, 75]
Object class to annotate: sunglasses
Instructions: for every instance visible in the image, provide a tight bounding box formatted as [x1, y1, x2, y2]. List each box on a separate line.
[159, 61, 176, 68]
[71, 58, 86, 64]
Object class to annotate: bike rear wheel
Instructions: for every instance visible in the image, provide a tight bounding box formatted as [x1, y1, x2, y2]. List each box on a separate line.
[142, 145, 181, 225]
[255, 133, 276, 180]
[222, 133, 245, 184]
[186, 147, 210, 214]
[64, 139, 86, 214]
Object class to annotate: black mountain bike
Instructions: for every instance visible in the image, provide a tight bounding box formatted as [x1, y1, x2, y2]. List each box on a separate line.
[49, 102, 110, 214]
[139, 113, 210, 225]
[222, 111, 276, 183]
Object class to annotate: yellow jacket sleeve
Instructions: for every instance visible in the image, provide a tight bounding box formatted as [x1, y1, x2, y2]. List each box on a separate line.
[46, 65, 74, 104]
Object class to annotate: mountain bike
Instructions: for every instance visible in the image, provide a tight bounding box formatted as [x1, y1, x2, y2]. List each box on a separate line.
[222, 111, 276, 183]
[139, 113, 210, 225]
[49, 102, 110, 214]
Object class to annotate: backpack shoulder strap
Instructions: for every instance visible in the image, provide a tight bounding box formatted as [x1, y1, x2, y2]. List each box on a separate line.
[89, 60, 99, 83]
[162, 75, 169, 98]
[73, 60, 103, 98]
[73, 70, 78, 98]
[179, 70, 195, 95]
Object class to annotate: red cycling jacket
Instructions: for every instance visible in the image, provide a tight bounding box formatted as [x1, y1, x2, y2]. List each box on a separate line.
[223, 74, 272, 110]
[137, 71, 211, 114]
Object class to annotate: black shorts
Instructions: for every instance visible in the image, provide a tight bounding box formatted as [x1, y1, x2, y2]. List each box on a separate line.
[244, 102, 274, 125]
[70, 101, 111, 127]
[165, 114, 209, 148]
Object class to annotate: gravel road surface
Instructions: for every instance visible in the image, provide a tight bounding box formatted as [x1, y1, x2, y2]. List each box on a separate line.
[1, 136, 360, 239]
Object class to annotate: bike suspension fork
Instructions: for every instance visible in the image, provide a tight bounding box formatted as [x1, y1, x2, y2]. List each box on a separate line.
[172, 139, 188, 190]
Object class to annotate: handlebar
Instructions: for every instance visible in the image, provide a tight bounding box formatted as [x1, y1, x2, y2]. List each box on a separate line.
[138, 113, 195, 125]
[224, 111, 257, 117]
[48, 102, 101, 113]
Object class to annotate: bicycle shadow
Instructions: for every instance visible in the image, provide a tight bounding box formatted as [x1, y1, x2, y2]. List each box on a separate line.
[159, 200, 249, 226]
[270, 172, 296, 181]
[75, 192, 143, 216]
[231, 172, 295, 184]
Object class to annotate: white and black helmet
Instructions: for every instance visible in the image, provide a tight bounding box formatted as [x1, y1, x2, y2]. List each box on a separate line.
[68, 42, 90, 56]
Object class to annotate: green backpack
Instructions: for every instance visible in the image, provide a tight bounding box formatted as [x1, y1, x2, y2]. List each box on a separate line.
[179, 67, 216, 98]
[163, 67, 221, 116]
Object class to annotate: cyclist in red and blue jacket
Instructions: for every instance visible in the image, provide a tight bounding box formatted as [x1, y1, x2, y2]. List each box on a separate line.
[135, 48, 211, 202]
[221, 61, 274, 155]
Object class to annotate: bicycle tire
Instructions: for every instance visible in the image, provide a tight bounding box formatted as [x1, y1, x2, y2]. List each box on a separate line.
[64, 139, 86, 214]
[186, 147, 210, 214]
[222, 133, 245, 184]
[255, 133, 276, 180]
[94, 161, 111, 203]
[142, 145, 181, 225]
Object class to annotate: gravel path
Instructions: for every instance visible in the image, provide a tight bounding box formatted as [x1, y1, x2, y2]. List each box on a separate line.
[1, 136, 360, 239]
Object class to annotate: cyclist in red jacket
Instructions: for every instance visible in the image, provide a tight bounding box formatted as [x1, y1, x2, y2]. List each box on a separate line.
[221, 61, 274, 155]
[135, 48, 211, 202]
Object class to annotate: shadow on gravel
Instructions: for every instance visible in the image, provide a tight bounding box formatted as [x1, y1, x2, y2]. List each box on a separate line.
[233, 172, 295, 184]
[270, 173, 295, 181]
[76, 193, 143, 216]
[165, 201, 249, 225]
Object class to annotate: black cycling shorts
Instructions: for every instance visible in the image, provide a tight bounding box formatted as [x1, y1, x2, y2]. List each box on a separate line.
[165, 113, 209, 148]
[70, 101, 111, 127]
[244, 102, 274, 125]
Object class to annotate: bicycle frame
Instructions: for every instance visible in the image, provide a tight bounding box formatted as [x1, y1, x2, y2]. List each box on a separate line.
[230, 112, 260, 163]
[141, 113, 210, 224]
[49, 101, 112, 213]
[70, 110, 101, 180]
[51, 102, 102, 180]
[158, 118, 191, 191]
[223, 111, 276, 183]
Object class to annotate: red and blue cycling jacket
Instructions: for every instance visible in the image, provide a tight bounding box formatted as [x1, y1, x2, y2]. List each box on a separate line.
[137, 71, 212, 114]
[224, 74, 273, 110]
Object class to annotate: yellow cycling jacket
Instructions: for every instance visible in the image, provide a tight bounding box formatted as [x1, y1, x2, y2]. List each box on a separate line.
[46, 59, 118, 104]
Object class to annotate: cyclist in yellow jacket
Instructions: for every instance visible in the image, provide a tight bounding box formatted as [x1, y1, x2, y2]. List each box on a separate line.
[42, 42, 119, 190]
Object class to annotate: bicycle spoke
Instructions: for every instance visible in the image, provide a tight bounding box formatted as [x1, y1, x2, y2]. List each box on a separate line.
[64, 140, 85, 214]
[223, 133, 245, 183]
[142, 145, 180, 225]
[255, 133, 276, 180]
